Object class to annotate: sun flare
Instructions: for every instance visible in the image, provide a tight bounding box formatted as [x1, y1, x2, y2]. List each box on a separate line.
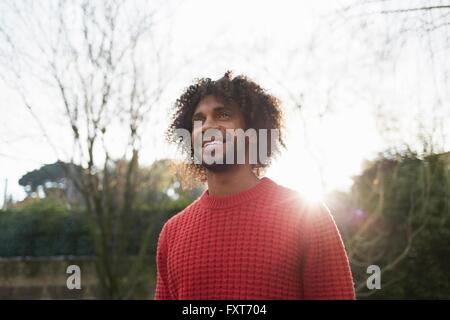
[267, 149, 326, 204]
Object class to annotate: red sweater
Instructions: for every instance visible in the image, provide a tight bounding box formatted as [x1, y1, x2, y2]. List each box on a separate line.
[155, 177, 355, 300]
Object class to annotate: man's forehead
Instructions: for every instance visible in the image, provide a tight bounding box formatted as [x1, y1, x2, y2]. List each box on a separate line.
[194, 95, 236, 113]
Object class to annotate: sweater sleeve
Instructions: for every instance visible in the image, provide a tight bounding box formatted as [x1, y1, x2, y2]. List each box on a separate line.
[301, 203, 356, 300]
[155, 223, 173, 300]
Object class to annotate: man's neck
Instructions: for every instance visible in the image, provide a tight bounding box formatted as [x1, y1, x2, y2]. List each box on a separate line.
[206, 165, 260, 197]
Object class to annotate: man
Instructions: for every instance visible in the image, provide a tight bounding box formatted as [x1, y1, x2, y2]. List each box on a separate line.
[155, 71, 355, 300]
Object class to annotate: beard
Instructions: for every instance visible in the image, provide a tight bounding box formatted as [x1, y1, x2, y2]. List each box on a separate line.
[198, 138, 247, 173]
[193, 133, 252, 173]
[202, 162, 235, 172]
[201, 146, 237, 172]
[201, 154, 237, 172]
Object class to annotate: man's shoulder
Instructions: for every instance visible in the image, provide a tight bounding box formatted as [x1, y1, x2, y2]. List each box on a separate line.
[267, 180, 306, 209]
[268, 179, 331, 217]
[161, 195, 204, 232]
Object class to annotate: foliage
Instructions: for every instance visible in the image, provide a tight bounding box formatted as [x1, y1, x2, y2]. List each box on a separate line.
[346, 151, 450, 299]
[0, 198, 91, 257]
[0, 198, 186, 259]
[18, 161, 82, 196]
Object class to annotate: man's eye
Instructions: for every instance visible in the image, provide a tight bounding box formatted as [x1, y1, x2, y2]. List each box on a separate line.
[217, 111, 231, 119]
[192, 116, 205, 123]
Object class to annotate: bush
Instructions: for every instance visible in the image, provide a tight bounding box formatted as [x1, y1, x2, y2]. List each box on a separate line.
[0, 198, 186, 258]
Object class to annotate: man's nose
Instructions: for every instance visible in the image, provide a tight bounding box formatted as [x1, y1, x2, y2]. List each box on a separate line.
[202, 117, 220, 133]
[201, 117, 226, 141]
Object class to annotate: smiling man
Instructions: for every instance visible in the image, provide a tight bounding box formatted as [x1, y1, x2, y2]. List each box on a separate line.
[155, 71, 355, 300]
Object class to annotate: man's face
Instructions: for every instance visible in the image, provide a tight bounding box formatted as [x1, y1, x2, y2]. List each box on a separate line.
[191, 95, 246, 171]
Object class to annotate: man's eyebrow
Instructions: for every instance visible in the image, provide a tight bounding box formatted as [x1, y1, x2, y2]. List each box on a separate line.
[213, 105, 231, 111]
[192, 104, 229, 117]
[192, 111, 203, 117]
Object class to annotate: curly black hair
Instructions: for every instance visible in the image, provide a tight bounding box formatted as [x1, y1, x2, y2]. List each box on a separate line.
[166, 71, 285, 183]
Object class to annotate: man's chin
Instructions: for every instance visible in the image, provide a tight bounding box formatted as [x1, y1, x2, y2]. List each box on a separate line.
[202, 162, 236, 173]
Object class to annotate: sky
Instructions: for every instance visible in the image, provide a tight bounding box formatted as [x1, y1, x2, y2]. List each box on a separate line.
[1, 0, 449, 207]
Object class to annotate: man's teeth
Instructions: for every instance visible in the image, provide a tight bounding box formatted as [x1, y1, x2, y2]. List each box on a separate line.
[204, 141, 224, 147]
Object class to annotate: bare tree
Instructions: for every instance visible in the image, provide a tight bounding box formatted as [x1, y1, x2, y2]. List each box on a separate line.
[328, 0, 450, 296]
[239, 1, 450, 297]
[336, 0, 450, 152]
[0, 0, 179, 298]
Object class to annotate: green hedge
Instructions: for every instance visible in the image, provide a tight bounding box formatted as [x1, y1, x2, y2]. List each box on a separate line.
[0, 199, 187, 257]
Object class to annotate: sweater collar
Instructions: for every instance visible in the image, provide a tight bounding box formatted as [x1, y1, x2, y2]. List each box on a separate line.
[198, 177, 276, 209]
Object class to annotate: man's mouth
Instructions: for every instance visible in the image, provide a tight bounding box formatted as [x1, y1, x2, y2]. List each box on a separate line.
[203, 140, 224, 148]
[202, 140, 225, 156]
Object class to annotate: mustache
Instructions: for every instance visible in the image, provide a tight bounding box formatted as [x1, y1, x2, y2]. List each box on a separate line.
[196, 130, 236, 147]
